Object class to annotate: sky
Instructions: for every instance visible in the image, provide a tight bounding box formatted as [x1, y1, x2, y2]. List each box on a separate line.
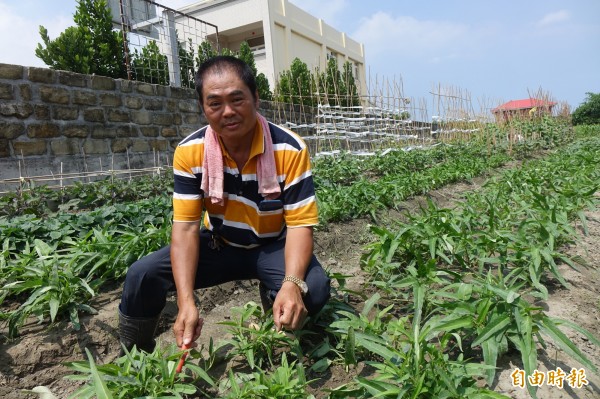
[0, 0, 598, 113]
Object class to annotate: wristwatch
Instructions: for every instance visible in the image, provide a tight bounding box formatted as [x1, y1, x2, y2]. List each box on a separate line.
[282, 275, 308, 296]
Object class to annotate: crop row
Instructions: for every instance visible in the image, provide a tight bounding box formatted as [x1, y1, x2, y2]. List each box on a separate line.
[354, 134, 600, 397]
[1, 197, 172, 337]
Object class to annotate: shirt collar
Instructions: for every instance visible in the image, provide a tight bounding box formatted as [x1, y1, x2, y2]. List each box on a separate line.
[218, 121, 264, 163]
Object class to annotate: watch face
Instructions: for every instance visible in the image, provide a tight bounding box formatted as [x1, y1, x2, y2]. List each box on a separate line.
[299, 281, 308, 294]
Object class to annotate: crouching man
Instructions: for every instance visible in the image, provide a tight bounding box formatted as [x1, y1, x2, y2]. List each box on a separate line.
[118, 56, 330, 352]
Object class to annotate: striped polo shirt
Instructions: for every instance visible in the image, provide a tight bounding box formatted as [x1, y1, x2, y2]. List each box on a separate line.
[172, 120, 318, 248]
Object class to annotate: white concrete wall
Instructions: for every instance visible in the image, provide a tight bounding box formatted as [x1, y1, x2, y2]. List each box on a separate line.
[180, 0, 264, 32]
[177, 0, 367, 96]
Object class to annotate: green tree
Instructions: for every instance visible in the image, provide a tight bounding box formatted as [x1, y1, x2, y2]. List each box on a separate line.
[238, 41, 272, 100]
[195, 40, 218, 68]
[220, 47, 235, 57]
[130, 41, 169, 86]
[276, 58, 314, 106]
[323, 57, 342, 105]
[232, 42, 272, 100]
[341, 61, 360, 107]
[256, 73, 273, 101]
[35, 0, 126, 78]
[179, 37, 196, 89]
[572, 92, 600, 125]
[276, 57, 361, 107]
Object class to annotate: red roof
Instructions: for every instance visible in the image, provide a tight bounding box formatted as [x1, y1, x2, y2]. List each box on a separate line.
[492, 98, 556, 113]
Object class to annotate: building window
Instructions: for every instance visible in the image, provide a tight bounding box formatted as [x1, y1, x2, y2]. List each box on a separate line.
[247, 36, 265, 51]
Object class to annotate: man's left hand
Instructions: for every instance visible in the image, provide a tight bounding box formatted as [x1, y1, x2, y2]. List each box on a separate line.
[273, 282, 308, 331]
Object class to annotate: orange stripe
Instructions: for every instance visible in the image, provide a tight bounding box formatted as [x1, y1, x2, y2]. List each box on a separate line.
[173, 129, 318, 240]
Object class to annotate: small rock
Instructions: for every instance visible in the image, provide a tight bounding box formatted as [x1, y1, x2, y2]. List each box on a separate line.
[22, 386, 58, 399]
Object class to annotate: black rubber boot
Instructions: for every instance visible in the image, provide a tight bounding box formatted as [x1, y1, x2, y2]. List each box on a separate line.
[118, 310, 160, 355]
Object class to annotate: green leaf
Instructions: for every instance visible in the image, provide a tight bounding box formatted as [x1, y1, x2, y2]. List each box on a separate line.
[246, 348, 255, 370]
[84, 348, 113, 399]
[356, 376, 402, 397]
[344, 327, 357, 366]
[361, 293, 381, 317]
[79, 278, 96, 297]
[70, 307, 81, 331]
[481, 338, 499, 385]
[354, 332, 398, 361]
[172, 383, 198, 394]
[33, 239, 54, 257]
[433, 314, 473, 333]
[49, 298, 59, 322]
[309, 358, 331, 373]
[472, 314, 511, 347]
[551, 317, 600, 348]
[428, 236, 437, 259]
[507, 334, 538, 399]
[538, 317, 597, 372]
[506, 290, 520, 304]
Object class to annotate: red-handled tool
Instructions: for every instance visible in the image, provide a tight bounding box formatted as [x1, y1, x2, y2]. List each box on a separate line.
[175, 344, 190, 373]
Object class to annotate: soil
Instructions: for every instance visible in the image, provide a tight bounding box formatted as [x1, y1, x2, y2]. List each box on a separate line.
[1, 179, 599, 399]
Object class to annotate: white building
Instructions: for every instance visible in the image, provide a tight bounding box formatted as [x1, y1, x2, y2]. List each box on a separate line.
[176, 0, 367, 96]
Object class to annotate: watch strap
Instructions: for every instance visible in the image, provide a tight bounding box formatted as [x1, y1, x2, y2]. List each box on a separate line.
[282, 275, 307, 295]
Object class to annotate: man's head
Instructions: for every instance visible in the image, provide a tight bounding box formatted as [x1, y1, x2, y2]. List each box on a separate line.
[194, 56, 260, 145]
[195, 56, 258, 108]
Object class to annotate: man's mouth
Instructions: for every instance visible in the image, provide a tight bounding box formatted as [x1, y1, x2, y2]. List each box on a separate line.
[223, 121, 240, 129]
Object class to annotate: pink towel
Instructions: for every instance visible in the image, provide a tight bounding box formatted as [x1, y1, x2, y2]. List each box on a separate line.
[201, 113, 280, 205]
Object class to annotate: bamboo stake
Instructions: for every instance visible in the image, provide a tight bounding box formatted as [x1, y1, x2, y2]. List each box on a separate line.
[20, 150, 29, 180]
[81, 147, 90, 183]
[126, 148, 132, 182]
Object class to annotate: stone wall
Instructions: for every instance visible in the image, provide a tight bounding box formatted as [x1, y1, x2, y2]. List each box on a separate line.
[0, 63, 205, 185]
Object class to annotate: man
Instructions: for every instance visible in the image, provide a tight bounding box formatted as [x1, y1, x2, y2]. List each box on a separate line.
[118, 56, 330, 352]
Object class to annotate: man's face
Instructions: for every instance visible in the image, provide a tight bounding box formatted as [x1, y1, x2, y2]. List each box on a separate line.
[201, 68, 258, 144]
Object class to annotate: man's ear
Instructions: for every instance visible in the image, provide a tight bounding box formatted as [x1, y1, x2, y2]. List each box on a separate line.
[198, 99, 205, 114]
[254, 90, 260, 108]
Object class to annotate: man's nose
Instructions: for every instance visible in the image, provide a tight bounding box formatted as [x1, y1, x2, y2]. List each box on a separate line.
[222, 102, 236, 116]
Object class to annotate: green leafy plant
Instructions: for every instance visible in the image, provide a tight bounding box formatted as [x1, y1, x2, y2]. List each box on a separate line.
[326, 293, 393, 367]
[0, 197, 172, 336]
[329, 278, 508, 398]
[1, 239, 100, 338]
[218, 353, 314, 398]
[219, 302, 298, 370]
[66, 345, 214, 398]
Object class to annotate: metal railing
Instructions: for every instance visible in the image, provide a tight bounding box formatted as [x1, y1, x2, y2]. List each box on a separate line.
[108, 0, 219, 88]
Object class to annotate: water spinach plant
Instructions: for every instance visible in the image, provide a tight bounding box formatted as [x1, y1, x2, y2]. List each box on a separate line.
[3, 119, 599, 398]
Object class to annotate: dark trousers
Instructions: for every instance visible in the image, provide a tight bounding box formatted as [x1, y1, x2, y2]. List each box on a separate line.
[120, 230, 330, 318]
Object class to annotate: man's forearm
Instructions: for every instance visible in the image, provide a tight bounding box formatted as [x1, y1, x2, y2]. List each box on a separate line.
[284, 226, 314, 280]
[171, 222, 201, 307]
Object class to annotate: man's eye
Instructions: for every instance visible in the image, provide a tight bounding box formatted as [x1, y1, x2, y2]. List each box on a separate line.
[209, 102, 221, 108]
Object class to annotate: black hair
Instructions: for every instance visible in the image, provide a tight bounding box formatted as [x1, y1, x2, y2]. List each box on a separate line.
[194, 56, 258, 108]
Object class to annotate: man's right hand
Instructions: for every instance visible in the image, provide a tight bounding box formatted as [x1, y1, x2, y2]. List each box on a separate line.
[173, 302, 203, 347]
[170, 221, 202, 348]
